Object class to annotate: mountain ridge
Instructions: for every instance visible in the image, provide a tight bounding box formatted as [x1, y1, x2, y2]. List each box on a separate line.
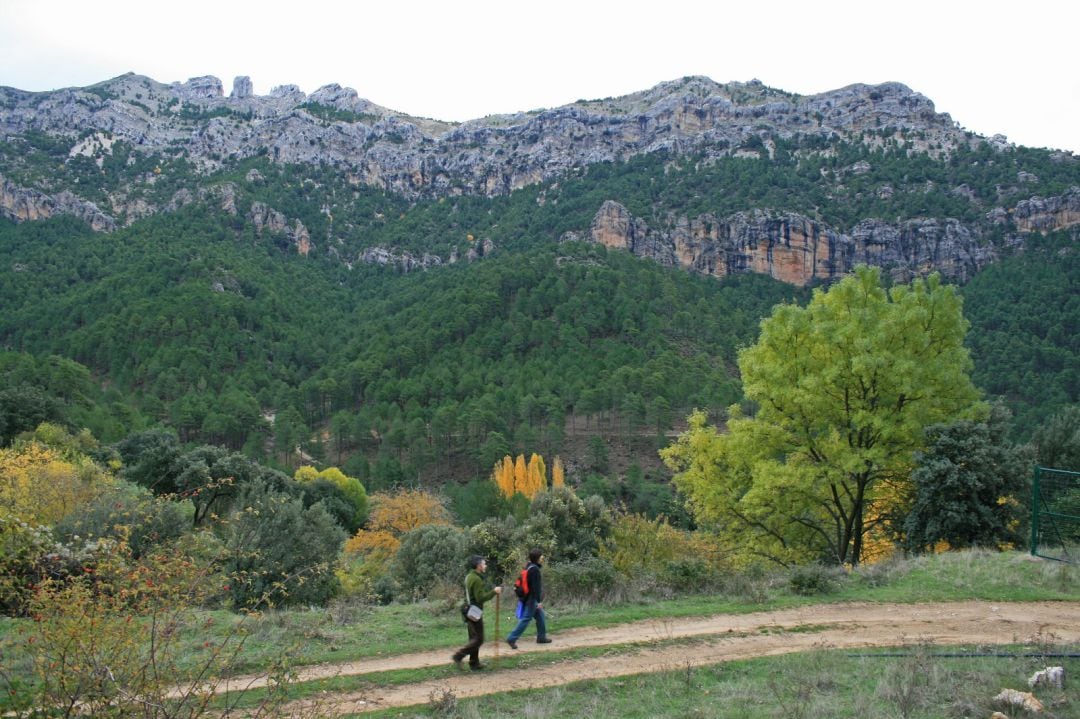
[0, 72, 971, 198]
[1, 72, 1078, 287]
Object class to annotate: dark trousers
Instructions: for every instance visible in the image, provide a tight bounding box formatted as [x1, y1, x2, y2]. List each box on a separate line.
[453, 617, 484, 667]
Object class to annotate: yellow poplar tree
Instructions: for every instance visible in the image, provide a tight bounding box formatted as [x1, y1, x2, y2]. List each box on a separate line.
[493, 453, 560, 500]
[494, 455, 518, 496]
[552, 456, 566, 488]
[524, 454, 541, 497]
[530, 454, 547, 493]
[513, 454, 528, 495]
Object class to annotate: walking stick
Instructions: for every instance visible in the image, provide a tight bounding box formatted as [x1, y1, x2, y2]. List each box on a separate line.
[494, 590, 501, 659]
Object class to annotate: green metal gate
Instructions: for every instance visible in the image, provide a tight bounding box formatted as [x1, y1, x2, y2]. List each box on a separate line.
[1031, 466, 1080, 563]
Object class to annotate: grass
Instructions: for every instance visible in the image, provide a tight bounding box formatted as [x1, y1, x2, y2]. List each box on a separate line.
[361, 644, 1079, 719]
[1, 550, 1076, 714]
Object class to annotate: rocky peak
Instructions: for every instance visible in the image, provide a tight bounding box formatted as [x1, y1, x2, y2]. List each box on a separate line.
[231, 76, 253, 99]
[269, 84, 306, 102]
[308, 84, 360, 108]
[172, 75, 224, 101]
[0, 72, 973, 203]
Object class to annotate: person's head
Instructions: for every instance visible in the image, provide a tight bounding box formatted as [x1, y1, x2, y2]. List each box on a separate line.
[468, 555, 486, 573]
[528, 548, 543, 565]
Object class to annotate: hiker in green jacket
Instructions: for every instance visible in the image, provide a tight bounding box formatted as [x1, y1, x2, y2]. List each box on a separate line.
[452, 555, 502, 670]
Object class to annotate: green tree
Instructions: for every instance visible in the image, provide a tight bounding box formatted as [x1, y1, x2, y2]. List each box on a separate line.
[526, 486, 613, 561]
[1030, 405, 1080, 471]
[388, 523, 470, 600]
[313, 466, 369, 529]
[0, 385, 64, 446]
[224, 483, 345, 609]
[663, 267, 982, 566]
[903, 403, 1033, 552]
[274, 407, 309, 469]
[115, 429, 183, 495]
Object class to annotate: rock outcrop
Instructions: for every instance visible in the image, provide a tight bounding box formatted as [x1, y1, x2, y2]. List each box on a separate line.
[231, 76, 253, 100]
[1013, 187, 1080, 233]
[358, 247, 445, 272]
[248, 201, 311, 255]
[586, 200, 995, 286]
[0, 174, 116, 231]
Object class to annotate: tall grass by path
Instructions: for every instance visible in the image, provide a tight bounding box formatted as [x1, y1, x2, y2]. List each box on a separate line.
[1, 549, 1075, 685]
[1, 549, 1076, 715]
[359, 645, 1079, 719]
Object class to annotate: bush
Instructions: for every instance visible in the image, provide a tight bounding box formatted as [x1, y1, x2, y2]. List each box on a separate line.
[544, 556, 618, 603]
[0, 512, 61, 616]
[389, 524, 470, 601]
[296, 467, 368, 530]
[446, 477, 512, 526]
[10, 535, 303, 718]
[224, 484, 346, 609]
[660, 555, 725, 593]
[54, 482, 190, 559]
[528, 487, 612, 561]
[467, 514, 524, 584]
[300, 478, 361, 533]
[788, 563, 846, 596]
[337, 528, 398, 600]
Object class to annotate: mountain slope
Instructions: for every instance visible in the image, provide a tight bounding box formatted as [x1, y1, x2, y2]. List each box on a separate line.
[1, 73, 1077, 472]
[2, 73, 1077, 289]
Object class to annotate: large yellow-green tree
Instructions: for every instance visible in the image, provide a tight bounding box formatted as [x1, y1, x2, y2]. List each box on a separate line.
[662, 267, 982, 566]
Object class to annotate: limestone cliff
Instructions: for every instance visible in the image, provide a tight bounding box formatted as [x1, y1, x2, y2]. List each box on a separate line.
[1013, 188, 1080, 233]
[585, 200, 1002, 286]
[0, 174, 115, 231]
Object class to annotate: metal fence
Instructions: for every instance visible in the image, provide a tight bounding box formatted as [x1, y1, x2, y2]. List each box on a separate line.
[1031, 466, 1080, 563]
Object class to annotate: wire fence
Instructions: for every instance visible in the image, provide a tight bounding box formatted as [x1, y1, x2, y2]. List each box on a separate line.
[1031, 466, 1080, 564]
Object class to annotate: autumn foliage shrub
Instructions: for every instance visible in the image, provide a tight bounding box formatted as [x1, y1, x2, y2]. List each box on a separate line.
[337, 489, 451, 601]
[600, 513, 729, 595]
[0, 439, 113, 526]
[5, 533, 306, 718]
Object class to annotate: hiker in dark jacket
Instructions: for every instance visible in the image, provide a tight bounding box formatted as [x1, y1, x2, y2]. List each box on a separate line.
[452, 555, 502, 670]
[506, 548, 551, 648]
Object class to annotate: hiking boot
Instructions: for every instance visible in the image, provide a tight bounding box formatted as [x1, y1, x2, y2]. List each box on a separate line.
[506, 638, 518, 649]
[452, 655, 464, 670]
[470, 663, 487, 671]
[536, 637, 552, 644]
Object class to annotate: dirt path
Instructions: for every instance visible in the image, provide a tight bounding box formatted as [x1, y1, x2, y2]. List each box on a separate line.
[224, 600, 1080, 715]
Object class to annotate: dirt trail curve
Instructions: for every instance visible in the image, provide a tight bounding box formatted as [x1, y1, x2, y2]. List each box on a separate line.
[241, 601, 1080, 715]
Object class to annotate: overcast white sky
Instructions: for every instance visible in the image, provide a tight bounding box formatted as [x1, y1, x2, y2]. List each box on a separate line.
[1, 0, 1077, 153]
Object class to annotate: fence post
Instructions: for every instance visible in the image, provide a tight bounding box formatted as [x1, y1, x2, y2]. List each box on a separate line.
[1030, 466, 1040, 557]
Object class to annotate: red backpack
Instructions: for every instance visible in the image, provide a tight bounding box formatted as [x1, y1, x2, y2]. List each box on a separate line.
[512, 563, 535, 599]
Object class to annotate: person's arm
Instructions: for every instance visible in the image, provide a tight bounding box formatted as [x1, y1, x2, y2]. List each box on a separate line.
[469, 573, 499, 604]
[529, 564, 543, 605]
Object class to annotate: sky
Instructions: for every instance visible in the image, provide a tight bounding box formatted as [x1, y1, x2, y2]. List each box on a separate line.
[1, 0, 1077, 154]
